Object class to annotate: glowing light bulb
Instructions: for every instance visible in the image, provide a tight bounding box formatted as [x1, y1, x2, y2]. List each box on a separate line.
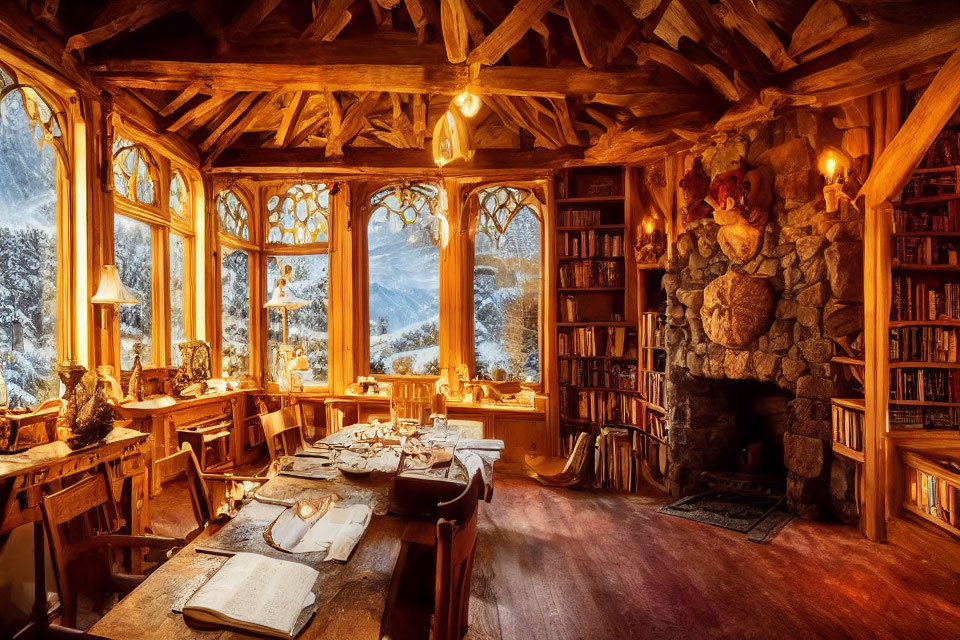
[643, 220, 655, 235]
[454, 89, 481, 118]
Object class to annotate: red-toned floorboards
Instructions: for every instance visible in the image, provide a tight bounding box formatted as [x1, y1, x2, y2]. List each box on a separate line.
[464, 476, 960, 640]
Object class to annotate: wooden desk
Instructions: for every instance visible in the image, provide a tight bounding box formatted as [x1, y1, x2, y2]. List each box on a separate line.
[0, 428, 149, 632]
[117, 391, 259, 496]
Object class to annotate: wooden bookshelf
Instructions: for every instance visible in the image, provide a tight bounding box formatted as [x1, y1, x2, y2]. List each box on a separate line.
[881, 125, 960, 542]
[554, 166, 642, 492]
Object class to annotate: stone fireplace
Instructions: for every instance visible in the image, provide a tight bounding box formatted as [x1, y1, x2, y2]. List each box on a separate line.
[662, 112, 864, 519]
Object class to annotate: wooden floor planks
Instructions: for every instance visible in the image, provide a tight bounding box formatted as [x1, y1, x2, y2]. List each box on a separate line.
[468, 476, 960, 640]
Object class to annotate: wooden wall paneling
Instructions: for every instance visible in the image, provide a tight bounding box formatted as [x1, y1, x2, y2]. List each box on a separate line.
[349, 180, 374, 389]
[328, 179, 357, 393]
[203, 175, 222, 374]
[624, 166, 640, 323]
[543, 177, 559, 456]
[439, 179, 471, 386]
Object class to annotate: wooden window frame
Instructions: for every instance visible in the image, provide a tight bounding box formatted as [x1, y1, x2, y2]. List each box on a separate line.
[212, 183, 260, 380]
[111, 123, 196, 370]
[362, 180, 446, 380]
[0, 57, 77, 400]
[262, 181, 334, 391]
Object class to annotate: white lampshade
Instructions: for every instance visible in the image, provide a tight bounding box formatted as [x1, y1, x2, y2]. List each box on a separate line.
[264, 286, 308, 311]
[91, 265, 138, 305]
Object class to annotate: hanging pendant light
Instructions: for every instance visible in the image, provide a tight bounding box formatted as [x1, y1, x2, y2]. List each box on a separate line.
[454, 88, 481, 118]
[433, 109, 474, 167]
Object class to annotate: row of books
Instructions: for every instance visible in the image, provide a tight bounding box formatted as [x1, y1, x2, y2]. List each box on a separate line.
[558, 230, 624, 258]
[641, 370, 665, 408]
[893, 200, 960, 232]
[831, 404, 864, 452]
[594, 427, 640, 492]
[891, 276, 960, 321]
[889, 367, 960, 403]
[559, 388, 641, 424]
[559, 361, 637, 390]
[891, 236, 960, 266]
[889, 326, 960, 363]
[639, 312, 666, 350]
[890, 404, 959, 430]
[907, 465, 958, 528]
[558, 326, 631, 357]
[558, 260, 624, 288]
[645, 411, 667, 440]
[557, 208, 603, 227]
[900, 172, 958, 201]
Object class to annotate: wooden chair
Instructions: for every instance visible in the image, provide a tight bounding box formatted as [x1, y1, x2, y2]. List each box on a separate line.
[151, 443, 269, 541]
[259, 406, 306, 461]
[391, 379, 437, 425]
[40, 468, 182, 629]
[432, 472, 483, 640]
[385, 473, 483, 639]
[522, 431, 592, 487]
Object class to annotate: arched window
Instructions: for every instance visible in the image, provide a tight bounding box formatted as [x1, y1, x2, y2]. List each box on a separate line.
[367, 182, 445, 375]
[474, 186, 542, 382]
[113, 136, 159, 206]
[264, 183, 331, 386]
[0, 64, 63, 407]
[169, 170, 188, 221]
[266, 183, 329, 245]
[217, 188, 250, 241]
[114, 214, 153, 368]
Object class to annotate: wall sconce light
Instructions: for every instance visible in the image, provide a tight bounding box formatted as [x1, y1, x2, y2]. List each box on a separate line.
[820, 149, 850, 214]
[91, 265, 138, 306]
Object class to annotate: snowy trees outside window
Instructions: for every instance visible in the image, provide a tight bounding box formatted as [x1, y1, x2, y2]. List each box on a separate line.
[221, 247, 250, 375]
[368, 182, 444, 375]
[113, 136, 159, 206]
[266, 255, 329, 384]
[170, 233, 187, 362]
[473, 186, 542, 383]
[170, 170, 188, 221]
[0, 65, 61, 408]
[266, 183, 329, 245]
[217, 189, 249, 241]
[114, 214, 152, 368]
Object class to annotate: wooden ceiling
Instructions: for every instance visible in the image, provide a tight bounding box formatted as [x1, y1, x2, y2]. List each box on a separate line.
[5, 0, 960, 172]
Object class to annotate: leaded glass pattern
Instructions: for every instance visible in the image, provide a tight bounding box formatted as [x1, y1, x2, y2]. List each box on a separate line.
[474, 186, 542, 382]
[266, 183, 330, 244]
[216, 189, 249, 241]
[115, 214, 153, 369]
[170, 170, 188, 221]
[221, 247, 250, 376]
[112, 136, 159, 206]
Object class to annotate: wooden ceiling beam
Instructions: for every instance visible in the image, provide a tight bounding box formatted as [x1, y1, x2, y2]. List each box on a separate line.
[441, 0, 470, 63]
[165, 91, 231, 132]
[157, 80, 204, 116]
[404, 0, 441, 43]
[300, 0, 361, 41]
[210, 146, 584, 174]
[326, 91, 381, 156]
[204, 90, 279, 165]
[716, 0, 796, 72]
[223, 0, 283, 40]
[466, 0, 558, 66]
[65, 0, 187, 54]
[271, 90, 309, 147]
[91, 58, 678, 97]
[565, 0, 606, 69]
[199, 91, 260, 151]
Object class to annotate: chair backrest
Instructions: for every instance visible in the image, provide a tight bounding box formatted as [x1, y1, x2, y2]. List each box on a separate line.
[259, 406, 304, 461]
[41, 468, 124, 628]
[153, 443, 213, 540]
[433, 472, 483, 640]
[562, 431, 592, 479]
[390, 379, 435, 425]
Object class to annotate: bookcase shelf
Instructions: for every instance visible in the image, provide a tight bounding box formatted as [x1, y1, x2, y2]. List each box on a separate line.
[882, 125, 960, 543]
[554, 166, 654, 494]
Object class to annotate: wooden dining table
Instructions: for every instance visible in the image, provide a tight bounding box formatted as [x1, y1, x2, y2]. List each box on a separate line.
[89, 423, 502, 640]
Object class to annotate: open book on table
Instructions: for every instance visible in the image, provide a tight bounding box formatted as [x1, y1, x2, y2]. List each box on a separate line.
[182, 552, 318, 639]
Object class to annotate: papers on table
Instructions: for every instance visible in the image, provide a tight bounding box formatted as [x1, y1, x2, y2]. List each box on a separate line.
[265, 502, 373, 561]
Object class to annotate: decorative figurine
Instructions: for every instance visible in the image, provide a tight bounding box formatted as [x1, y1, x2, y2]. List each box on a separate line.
[128, 354, 143, 401]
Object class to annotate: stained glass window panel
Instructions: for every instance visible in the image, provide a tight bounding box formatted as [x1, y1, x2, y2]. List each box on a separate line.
[115, 214, 153, 369]
[170, 170, 188, 220]
[368, 183, 443, 375]
[112, 136, 158, 206]
[474, 187, 542, 382]
[0, 82, 59, 407]
[267, 183, 329, 244]
[221, 247, 250, 376]
[266, 255, 329, 385]
[216, 189, 249, 241]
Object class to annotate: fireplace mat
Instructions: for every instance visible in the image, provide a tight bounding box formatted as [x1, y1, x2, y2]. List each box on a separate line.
[658, 491, 792, 543]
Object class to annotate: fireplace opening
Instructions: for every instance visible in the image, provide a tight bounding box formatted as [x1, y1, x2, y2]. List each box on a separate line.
[727, 380, 791, 480]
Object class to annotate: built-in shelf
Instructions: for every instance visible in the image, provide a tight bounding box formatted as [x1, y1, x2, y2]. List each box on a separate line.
[896, 194, 960, 206]
[891, 263, 960, 271]
[891, 231, 960, 237]
[909, 165, 960, 174]
[557, 355, 636, 360]
[556, 195, 625, 204]
[890, 319, 960, 327]
[556, 321, 633, 327]
[832, 356, 865, 366]
[556, 224, 625, 232]
[557, 255, 624, 261]
[890, 361, 960, 368]
[558, 286, 625, 292]
[890, 400, 960, 407]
